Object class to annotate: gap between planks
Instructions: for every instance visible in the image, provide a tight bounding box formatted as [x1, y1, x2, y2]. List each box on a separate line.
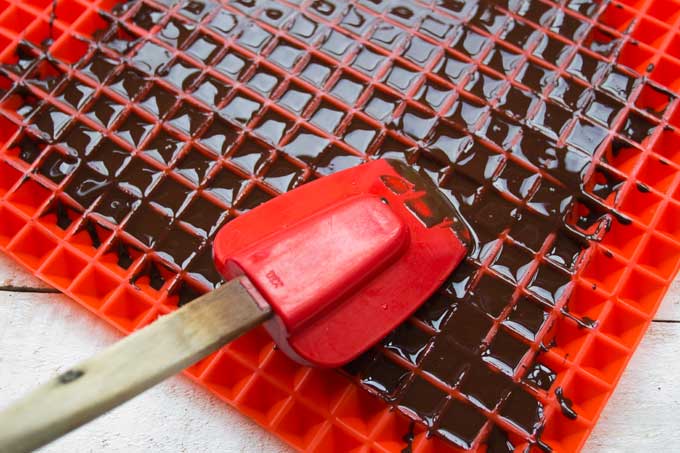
[0, 286, 60, 293]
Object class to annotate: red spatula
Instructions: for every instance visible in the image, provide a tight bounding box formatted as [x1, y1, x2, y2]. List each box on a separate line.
[0, 159, 468, 452]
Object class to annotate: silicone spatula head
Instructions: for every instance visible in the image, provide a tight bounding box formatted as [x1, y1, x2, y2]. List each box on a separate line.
[213, 159, 469, 368]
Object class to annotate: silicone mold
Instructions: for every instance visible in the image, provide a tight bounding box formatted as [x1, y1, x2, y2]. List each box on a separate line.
[0, 0, 680, 452]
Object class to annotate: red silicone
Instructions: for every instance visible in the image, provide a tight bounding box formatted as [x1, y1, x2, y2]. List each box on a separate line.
[2, 0, 680, 451]
[215, 159, 467, 367]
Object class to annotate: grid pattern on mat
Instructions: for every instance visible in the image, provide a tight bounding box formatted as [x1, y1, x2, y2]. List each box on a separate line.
[0, 0, 679, 452]
[599, 0, 680, 93]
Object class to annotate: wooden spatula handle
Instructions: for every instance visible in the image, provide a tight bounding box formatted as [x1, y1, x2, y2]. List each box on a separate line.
[0, 278, 271, 453]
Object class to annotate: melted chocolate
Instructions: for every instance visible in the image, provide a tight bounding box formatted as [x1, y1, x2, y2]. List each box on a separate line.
[54, 201, 72, 230]
[555, 387, 578, 420]
[47, 0, 57, 48]
[636, 182, 650, 193]
[38, 150, 78, 183]
[84, 221, 102, 248]
[503, 297, 549, 341]
[398, 375, 446, 428]
[116, 241, 134, 269]
[459, 361, 512, 410]
[2, 0, 643, 450]
[401, 421, 415, 453]
[436, 397, 488, 449]
[500, 387, 544, 434]
[148, 262, 165, 290]
[524, 362, 557, 391]
[384, 322, 431, 365]
[175, 281, 200, 307]
[486, 425, 515, 452]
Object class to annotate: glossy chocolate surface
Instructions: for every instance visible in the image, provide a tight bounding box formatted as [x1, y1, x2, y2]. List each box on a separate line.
[2, 0, 665, 450]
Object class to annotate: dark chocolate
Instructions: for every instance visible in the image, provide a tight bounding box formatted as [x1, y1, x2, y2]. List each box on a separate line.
[555, 387, 578, 420]
[148, 261, 165, 290]
[398, 375, 446, 428]
[503, 297, 549, 341]
[55, 201, 72, 230]
[384, 322, 432, 365]
[360, 354, 410, 400]
[486, 424, 515, 453]
[436, 397, 487, 449]
[47, 0, 57, 48]
[84, 221, 102, 248]
[482, 328, 530, 375]
[459, 361, 512, 410]
[524, 362, 557, 391]
[500, 387, 544, 434]
[401, 421, 415, 453]
[636, 182, 650, 193]
[116, 241, 134, 269]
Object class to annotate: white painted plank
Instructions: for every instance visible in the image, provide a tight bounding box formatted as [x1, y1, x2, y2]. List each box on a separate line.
[0, 253, 51, 290]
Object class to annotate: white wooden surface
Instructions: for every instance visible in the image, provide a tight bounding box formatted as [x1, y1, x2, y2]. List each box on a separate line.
[0, 251, 678, 452]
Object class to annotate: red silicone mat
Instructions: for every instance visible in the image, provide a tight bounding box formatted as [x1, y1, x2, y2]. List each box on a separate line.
[1, 0, 680, 452]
